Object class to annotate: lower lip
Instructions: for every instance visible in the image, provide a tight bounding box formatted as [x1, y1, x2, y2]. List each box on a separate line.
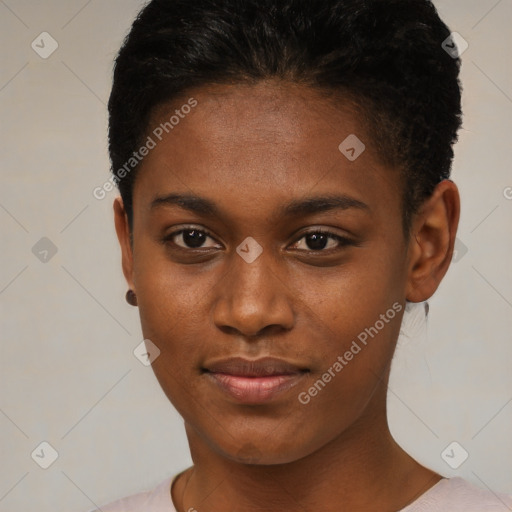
[206, 372, 305, 404]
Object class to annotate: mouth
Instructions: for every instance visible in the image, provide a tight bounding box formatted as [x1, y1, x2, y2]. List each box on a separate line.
[202, 357, 309, 404]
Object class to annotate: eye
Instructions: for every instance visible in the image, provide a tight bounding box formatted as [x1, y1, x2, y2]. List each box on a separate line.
[164, 227, 221, 250]
[290, 229, 353, 252]
[163, 227, 354, 253]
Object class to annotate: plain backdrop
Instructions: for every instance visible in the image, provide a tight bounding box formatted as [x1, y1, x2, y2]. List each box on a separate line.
[1, 0, 511, 510]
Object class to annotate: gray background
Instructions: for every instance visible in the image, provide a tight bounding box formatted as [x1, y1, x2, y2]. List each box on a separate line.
[1, 0, 511, 510]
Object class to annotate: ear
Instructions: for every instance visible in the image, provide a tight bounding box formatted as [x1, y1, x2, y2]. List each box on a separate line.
[405, 179, 460, 302]
[113, 196, 135, 292]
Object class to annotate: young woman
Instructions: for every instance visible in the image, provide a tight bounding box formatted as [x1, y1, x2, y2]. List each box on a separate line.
[95, 0, 512, 510]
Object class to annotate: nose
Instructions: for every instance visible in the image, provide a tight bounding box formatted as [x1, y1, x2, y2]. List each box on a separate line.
[212, 247, 295, 338]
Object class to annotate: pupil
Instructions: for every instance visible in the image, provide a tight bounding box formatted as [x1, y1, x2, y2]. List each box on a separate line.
[183, 230, 206, 248]
[307, 233, 327, 250]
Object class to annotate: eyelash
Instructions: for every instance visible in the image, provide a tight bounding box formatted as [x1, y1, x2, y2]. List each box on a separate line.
[163, 226, 354, 253]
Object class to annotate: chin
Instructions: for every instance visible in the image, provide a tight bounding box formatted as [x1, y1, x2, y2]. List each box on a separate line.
[213, 432, 320, 466]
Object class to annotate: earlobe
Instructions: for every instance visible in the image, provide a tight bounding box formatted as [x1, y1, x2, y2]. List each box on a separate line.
[113, 197, 136, 292]
[405, 180, 460, 303]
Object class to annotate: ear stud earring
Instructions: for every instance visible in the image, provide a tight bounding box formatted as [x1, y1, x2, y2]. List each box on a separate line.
[125, 289, 138, 306]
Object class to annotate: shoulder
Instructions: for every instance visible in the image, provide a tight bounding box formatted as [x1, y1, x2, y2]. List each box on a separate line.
[89, 476, 176, 512]
[402, 477, 512, 512]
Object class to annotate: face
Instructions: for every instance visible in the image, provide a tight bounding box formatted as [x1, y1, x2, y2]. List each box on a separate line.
[119, 81, 415, 464]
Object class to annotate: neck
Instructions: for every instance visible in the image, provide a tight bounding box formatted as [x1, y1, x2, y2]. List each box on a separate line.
[173, 387, 440, 512]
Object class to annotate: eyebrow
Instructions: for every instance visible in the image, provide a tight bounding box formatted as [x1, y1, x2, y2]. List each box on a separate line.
[150, 193, 369, 219]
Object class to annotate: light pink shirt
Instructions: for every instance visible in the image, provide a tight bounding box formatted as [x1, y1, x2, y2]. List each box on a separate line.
[94, 475, 512, 511]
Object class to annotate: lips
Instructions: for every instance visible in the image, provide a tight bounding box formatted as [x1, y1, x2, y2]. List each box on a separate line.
[205, 357, 306, 377]
[203, 357, 308, 404]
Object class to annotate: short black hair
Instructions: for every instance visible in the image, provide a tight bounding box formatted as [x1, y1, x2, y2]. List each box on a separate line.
[108, 0, 462, 233]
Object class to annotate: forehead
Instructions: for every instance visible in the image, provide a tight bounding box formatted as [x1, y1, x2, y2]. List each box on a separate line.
[134, 80, 401, 225]
[150, 80, 365, 155]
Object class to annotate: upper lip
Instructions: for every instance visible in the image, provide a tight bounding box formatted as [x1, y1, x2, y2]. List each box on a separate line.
[203, 357, 307, 377]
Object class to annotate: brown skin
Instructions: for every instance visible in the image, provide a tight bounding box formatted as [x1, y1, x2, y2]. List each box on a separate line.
[114, 80, 460, 512]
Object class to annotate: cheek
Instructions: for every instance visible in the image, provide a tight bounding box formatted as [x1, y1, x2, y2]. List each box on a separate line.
[295, 254, 405, 402]
[136, 279, 207, 419]
[304, 255, 404, 345]
[292, 292, 402, 455]
[133, 255, 213, 382]
[134, 234, 211, 330]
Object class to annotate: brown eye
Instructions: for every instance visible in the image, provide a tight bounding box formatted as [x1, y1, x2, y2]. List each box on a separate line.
[291, 230, 353, 252]
[165, 228, 220, 250]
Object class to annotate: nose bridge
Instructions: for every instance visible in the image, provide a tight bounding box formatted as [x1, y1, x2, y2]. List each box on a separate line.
[234, 248, 277, 301]
[212, 242, 294, 336]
